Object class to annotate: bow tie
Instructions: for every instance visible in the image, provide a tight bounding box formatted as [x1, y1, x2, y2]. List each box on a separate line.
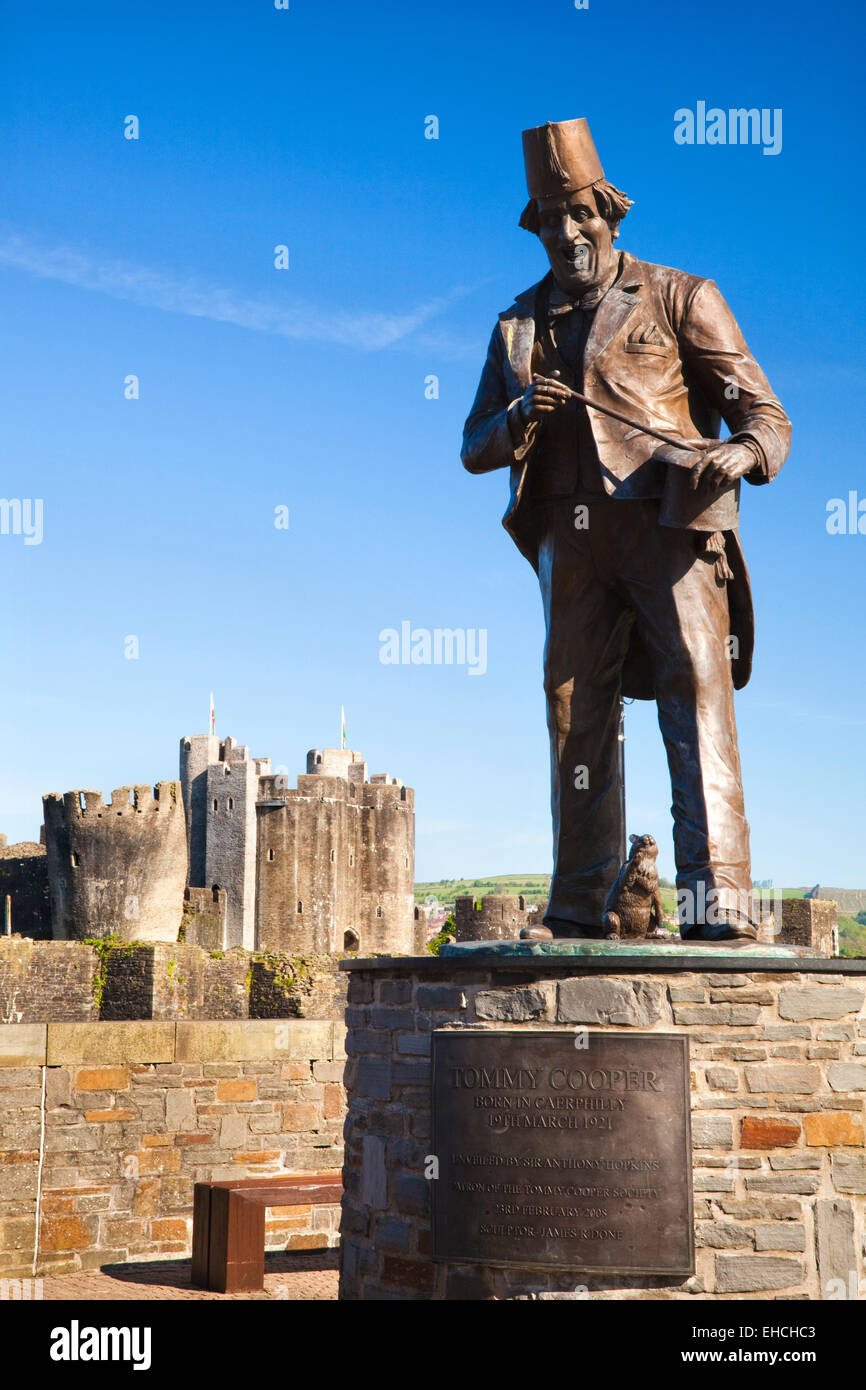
[548, 277, 615, 317]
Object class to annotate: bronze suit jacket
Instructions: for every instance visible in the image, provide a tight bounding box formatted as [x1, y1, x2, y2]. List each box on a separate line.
[461, 251, 791, 698]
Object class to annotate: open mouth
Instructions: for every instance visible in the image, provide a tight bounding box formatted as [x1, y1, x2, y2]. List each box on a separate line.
[562, 244, 590, 268]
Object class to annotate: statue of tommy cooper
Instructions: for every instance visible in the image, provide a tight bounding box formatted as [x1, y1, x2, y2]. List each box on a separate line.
[461, 117, 791, 943]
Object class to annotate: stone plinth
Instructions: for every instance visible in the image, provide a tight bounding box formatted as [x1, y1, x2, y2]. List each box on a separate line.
[338, 950, 866, 1300]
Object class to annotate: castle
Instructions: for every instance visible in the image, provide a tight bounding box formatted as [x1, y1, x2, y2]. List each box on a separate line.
[179, 736, 415, 954]
[1, 734, 416, 956]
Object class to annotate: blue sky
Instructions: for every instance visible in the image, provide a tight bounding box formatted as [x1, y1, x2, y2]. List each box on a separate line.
[1, 0, 864, 887]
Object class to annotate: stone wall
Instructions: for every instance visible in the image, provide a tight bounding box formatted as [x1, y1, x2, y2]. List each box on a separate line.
[0, 1018, 346, 1278]
[0, 940, 98, 1024]
[0, 842, 50, 938]
[100, 945, 250, 1021]
[339, 958, 866, 1300]
[0, 940, 345, 1025]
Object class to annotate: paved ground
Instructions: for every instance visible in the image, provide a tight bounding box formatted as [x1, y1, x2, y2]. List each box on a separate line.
[40, 1249, 339, 1301]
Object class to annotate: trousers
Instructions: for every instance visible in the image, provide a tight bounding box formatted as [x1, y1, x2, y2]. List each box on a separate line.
[535, 492, 753, 931]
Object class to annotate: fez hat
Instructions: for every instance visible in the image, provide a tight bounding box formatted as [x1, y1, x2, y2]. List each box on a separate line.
[522, 117, 604, 200]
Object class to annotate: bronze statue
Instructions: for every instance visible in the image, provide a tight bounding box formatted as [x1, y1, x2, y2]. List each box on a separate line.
[461, 118, 791, 943]
[602, 833, 664, 941]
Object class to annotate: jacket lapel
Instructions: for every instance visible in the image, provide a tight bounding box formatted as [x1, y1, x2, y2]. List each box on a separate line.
[498, 278, 546, 390]
[583, 285, 641, 367]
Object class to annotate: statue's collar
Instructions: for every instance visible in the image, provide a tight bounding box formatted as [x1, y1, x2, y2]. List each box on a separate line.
[543, 252, 644, 317]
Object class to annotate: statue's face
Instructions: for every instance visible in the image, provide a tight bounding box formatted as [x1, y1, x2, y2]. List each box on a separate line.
[537, 188, 616, 296]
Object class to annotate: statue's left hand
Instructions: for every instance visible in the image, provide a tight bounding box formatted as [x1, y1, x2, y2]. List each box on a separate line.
[689, 442, 755, 491]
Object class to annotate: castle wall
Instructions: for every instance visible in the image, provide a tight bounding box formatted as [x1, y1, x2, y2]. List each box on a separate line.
[42, 784, 187, 943]
[0, 843, 50, 939]
[99, 945, 250, 1022]
[179, 735, 220, 888]
[181, 887, 227, 951]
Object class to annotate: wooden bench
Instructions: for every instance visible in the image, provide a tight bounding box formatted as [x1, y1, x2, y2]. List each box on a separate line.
[191, 1171, 343, 1293]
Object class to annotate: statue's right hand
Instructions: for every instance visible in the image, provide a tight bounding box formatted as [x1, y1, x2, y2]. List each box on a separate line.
[519, 371, 572, 424]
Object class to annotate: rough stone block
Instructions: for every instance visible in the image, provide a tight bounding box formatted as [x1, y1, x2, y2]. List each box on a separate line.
[73, 1067, 130, 1092]
[695, 1222, 753, 1249]
[415, 986, 467, 1011]
[556, 978, 665, 1027]
[768, 1152, 821, 1170]
[356, 1059, 391, 1101]
[830, 1154, 866, 1194]
[827, 1063, 866, 1093]
[740, 1116, 801, 1148]
[744, 1064, 820, 1094]
[47, 1023, 175, 1065]
[714, 1255, 803, 1293]
[393, 1174, 429, 1217]
[814, 1198, 856, 1296]
[0, 1025, 46, 1067]
[175, 1019, 333, 1063]
[378, 981, 412, 1005]
[216, 1079, 257, 1102]
[374, 1216, 411, 1252]
[817, 1025, 853, 1042]
[709, 988, 773, 1005]
[705, 1067, 738, 1091]
[668, 985, 705, 1003]
[717, 1197, 801, 1220]
[754, 1222, 806, 1252]
[361, 1135, 387, 1210]
[778, 986, 864, 1022]
[744, 1175, 820, 1194]
[691, 1115, 733, 1150]
[474, 984, 554, 1022]
[803, 1112, 864, 1146]
[381, 1255, 435, 1292]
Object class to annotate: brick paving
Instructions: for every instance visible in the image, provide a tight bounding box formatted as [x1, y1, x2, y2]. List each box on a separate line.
[39, 1249, 339, 1301]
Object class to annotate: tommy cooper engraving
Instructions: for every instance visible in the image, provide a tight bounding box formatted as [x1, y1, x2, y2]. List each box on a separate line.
[431, 1030, 693, 1276]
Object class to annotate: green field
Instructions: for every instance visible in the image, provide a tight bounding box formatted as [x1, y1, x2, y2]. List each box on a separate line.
[415, 876, 866, 956]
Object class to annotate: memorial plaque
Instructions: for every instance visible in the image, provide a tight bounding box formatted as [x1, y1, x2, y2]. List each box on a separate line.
[432, 1030, 693, 1275]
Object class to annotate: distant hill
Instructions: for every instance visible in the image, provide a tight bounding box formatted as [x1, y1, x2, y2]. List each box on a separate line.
[415, 877, 866, 956]
[415, 875, 551, 906]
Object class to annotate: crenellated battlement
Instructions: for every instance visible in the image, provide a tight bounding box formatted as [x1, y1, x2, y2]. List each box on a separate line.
[44, 782, 182, 823]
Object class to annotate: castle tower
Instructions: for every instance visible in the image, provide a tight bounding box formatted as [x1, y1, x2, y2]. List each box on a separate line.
[255, 751, 415, 955]
[202, 738, 270, 949]
[42, 783, 187, 942]
[454, 894, 530, 941]
[306, 749, 368, 784]
[180, 734, 221, 886]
